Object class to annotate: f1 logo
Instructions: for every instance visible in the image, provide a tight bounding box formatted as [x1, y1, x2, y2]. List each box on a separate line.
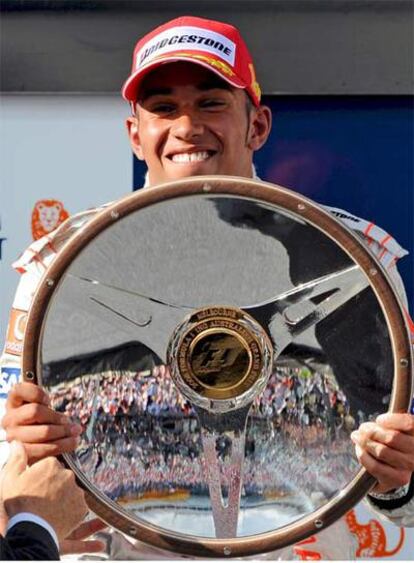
[193, 335, 244, 373]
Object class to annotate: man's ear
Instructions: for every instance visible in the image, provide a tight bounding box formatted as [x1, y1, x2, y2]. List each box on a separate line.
[126, 116, 145, 161]
[247, 105, 272, 152]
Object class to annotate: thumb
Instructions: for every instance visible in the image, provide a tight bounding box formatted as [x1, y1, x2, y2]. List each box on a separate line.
[4, 441, 28, 477]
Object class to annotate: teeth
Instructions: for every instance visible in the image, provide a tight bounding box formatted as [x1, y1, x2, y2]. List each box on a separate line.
[171, 151, 210, 163]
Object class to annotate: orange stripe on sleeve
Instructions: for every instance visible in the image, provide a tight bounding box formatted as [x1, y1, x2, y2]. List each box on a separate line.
[378, 248, 387, 260]
[364, 222, 375, 236]
[380, 234, 392, 246]
[405, 310, 414, 335]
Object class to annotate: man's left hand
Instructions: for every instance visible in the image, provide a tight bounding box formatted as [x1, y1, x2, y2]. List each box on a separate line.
[60, 518, 107, 555]
[351, 412, 414, 494]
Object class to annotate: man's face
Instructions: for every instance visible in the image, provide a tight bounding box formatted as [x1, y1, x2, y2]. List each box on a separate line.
[126, 62, 271, 186]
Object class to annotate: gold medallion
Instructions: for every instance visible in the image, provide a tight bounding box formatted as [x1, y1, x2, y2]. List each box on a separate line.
[176, 307, 265, 400]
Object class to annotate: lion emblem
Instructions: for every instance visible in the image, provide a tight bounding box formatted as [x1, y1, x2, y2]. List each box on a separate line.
[345, 509, 405, 558]
[31, 199, 69, 240]
[293, 510, 405, 560]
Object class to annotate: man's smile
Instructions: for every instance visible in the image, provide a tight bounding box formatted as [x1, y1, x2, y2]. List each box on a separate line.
[167, 149, 217, 163]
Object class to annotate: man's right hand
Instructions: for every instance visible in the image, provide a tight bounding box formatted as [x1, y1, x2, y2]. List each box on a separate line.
[2, 382, 81, 463]
[1, 441, 88, 542]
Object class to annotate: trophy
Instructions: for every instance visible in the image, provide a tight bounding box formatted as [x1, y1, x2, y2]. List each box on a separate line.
[22, 177, 412, 557]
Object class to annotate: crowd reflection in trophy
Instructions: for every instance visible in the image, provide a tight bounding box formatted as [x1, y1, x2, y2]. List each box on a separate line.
[47, 357, 365, 511]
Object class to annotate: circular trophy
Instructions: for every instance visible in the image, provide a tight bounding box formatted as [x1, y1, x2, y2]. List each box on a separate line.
[22, 177, 412, 558]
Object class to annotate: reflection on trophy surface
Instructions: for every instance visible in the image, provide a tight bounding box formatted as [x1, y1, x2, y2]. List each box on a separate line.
[29, 187, 410, 555]
[45, 341, 373, 538]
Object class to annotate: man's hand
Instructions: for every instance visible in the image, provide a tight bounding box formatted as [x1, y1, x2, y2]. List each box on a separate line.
[351, 412, 414, 494]
[1, 441, 88, 541]
[2, 382, 81, 463]
[60, 518, 107, 555]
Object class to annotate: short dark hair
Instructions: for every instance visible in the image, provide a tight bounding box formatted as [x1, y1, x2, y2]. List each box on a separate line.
[245, 94, 255, 119]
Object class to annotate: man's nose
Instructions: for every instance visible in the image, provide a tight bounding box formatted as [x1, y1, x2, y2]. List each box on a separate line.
[171, 112, 204, 140]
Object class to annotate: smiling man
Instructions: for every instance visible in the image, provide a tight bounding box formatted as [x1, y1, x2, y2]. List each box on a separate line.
[0, 14, 413, 560]
[126, 62, 271, 183]
[122, 16, 272, 186]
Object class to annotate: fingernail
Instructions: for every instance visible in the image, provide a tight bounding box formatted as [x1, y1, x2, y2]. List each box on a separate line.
[9, 441, 25, 459]
[10, 440, 19, 452]
[376, 413, 388, 423]
[350, 431, 359, 442]
[70, 424, 82, 436]
[60, 415, 69, 424]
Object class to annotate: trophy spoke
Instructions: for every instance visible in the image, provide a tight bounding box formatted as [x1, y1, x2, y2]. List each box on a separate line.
[244, 265, 366, 311]
[66, 274, 191, 359]
[69, 273, 193, 311]
[247, 266, 369, 353]
[195, 406, 250, 539]
[167, 307, 274, 538]
[88, 296, 152, 327]
[284, 268, 369, 338]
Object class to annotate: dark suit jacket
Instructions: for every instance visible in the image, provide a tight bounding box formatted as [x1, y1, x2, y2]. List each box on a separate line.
[0, 521, 59, 560]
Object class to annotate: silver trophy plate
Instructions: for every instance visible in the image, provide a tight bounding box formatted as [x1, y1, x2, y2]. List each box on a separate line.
[22, 177, 412, 558]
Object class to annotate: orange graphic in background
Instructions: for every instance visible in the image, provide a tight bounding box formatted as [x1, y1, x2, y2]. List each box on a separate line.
[31, 200, 69, 240]
[4, 308, 27, 356]
[293, 510, 405, 561]
[294, 536, 322, 560]
[345, 509, 405, 558]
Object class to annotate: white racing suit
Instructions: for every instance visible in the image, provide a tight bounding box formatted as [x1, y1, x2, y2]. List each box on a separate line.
[1, 194, 413, 560]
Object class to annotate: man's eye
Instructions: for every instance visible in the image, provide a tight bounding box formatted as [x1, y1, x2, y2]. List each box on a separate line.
[150, 103, 176, 114]
[200, 99, 226, 109]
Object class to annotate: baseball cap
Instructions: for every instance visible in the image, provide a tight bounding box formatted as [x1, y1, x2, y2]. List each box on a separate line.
[122, 16, 261, 107]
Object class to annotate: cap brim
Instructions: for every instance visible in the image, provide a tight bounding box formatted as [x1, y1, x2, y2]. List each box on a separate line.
[122, 53, 245, 102]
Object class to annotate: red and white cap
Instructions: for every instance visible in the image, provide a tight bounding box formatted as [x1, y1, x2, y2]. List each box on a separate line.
[122, 16, 261, 107]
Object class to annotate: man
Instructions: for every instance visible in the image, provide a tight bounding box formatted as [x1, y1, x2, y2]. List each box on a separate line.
[0, 440, 87, 560]
[1, 15, 413, 559]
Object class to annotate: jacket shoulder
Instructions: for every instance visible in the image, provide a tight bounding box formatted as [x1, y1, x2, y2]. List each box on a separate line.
[323, 205, 408, 268]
